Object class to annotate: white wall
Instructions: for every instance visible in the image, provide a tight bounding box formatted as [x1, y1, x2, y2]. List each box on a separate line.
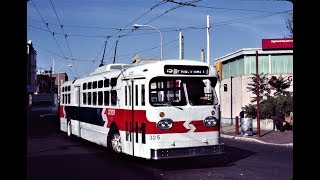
[220, 74, 293, 124]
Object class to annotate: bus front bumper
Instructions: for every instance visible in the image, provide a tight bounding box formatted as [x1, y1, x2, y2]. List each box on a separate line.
[150, 143, 224, 160]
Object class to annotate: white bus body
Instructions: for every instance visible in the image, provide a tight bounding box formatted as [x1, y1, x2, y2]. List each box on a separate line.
[59, 59, 224, 160]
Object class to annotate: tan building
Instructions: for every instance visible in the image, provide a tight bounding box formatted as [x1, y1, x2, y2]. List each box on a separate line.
[215, 48, 293, 124]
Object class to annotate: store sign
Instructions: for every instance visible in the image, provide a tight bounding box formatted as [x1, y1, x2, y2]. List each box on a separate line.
[262, 38, 293, 50]
[164, 65, 209, 75]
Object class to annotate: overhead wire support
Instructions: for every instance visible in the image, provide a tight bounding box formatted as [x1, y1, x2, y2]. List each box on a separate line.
[99, 37, 110, 67]
[112, 40, 119, 64]
[92, 0, 169, 65]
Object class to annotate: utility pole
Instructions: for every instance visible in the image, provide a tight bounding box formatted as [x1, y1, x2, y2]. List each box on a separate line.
[206, 15, 210, 66]
[256, 51, 261, 137]
[230, 76, 233, 125]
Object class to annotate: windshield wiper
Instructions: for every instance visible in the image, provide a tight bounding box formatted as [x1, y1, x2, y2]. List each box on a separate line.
[163, 101, 183, 110]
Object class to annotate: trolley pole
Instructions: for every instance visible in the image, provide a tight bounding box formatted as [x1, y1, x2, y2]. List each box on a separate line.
[256, 51, 261, 137]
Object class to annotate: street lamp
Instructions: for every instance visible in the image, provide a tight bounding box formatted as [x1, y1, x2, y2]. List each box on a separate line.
[133, 24, 163, 60]
[57, 64, 72, 98]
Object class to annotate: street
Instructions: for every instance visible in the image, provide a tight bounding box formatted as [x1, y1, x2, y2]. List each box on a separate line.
[27, 110, 293, 180]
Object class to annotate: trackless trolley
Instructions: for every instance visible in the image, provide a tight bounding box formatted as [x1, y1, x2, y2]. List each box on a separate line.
[59, 59, 224, 160]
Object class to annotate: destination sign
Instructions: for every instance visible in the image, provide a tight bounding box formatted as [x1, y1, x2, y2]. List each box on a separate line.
[164, 65, 209, 75]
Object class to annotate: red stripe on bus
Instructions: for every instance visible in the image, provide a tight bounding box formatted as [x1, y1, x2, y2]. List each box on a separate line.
[60, 105, 64, 118]
[104, 108, 219, 134]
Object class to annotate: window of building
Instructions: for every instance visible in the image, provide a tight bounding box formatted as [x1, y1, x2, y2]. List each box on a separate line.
[271, 54, 293, 74]
[222, 57, 244, 79]
[88, 82, 92, 89]
[244, 55, 269, 74]
[83, 83, 87, 90]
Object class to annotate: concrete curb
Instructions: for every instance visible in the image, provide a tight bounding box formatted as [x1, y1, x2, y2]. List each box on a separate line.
[220, 134, 293, 147]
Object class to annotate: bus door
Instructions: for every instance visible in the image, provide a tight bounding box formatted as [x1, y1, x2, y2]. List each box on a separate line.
[73, 85, 81, 137]
[123, 77, 146, 157]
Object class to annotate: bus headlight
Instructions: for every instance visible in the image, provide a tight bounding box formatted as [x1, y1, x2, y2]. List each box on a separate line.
[203, 116, 217, 127]
[157, 118, 173, 130]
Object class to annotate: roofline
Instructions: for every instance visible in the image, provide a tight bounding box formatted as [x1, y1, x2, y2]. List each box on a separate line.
[214, 48, 293, 62]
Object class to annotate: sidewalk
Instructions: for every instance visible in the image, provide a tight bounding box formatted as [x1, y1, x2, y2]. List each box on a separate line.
[220, 123, 293, 147]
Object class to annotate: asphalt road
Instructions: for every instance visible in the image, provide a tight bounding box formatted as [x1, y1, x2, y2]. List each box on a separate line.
[27, 110, 293, 180]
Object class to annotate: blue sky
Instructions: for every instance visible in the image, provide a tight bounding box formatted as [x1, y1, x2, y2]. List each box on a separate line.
[27, 0, 293, 80]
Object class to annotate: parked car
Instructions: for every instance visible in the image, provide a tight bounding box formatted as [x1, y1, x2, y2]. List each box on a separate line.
[30, 101, 59, 119]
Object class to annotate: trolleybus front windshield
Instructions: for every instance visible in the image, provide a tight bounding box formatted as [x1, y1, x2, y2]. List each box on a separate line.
[149, 77, 217, 106]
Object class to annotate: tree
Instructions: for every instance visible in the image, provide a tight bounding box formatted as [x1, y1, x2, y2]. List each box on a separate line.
[284, 10, 293, 37]
[246, 73, 271, 103]
[268, 75, 293, 97]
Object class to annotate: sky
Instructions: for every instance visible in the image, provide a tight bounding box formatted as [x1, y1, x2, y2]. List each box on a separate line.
[27, 0, 293, 80]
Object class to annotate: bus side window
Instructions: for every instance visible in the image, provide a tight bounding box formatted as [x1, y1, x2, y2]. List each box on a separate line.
[104, 91, 109, 106]
[141, 123, 146, 144]
[98, 91, 103, 105]
[83, 93, 87, 105]
[141, 84, 145, 106]
[98, 80, 103, 88]
[93, 81, 97, 89]
[104, 79, 109, 87]
[111, 90, 117, 106]
[88, 92, 91, 105]
[93, 92, 97, 105]
[135, 84, 138, 106]
[128, 86, 131, 106]
[125, 86, 127, 106]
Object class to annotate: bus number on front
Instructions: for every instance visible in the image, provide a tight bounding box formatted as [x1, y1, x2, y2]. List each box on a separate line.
[149, 135, 160, 140]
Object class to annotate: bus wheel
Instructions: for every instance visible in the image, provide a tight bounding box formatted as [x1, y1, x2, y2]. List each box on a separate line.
[107, 126, 122, 154]
[110, 133, 122, 153]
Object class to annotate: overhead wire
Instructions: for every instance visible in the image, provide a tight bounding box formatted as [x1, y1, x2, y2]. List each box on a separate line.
[49, 0, 79, 78]
[30, 0, 67, 60]
[29, 0, 291, 77]
[96, 0, 170, 65]
[166, 0, 285, 13]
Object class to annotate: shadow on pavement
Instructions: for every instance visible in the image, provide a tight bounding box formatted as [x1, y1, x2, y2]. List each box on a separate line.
[27, 110, 60, 138]
[104, 145, 256, 171]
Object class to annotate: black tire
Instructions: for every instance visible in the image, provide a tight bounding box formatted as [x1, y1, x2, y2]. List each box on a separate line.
[107, 125, 122, 154]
